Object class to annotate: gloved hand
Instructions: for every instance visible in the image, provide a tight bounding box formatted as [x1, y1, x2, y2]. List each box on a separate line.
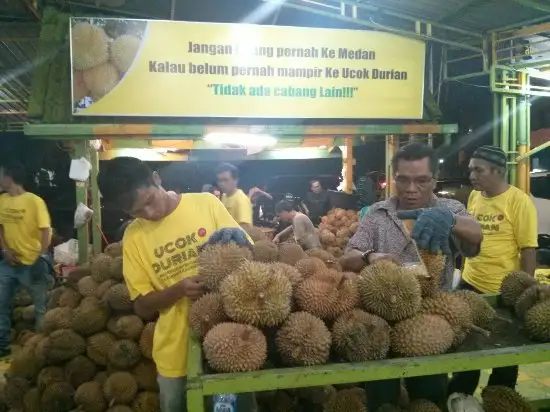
[396, 207, 456, 255]
[204, 228, 252, 249]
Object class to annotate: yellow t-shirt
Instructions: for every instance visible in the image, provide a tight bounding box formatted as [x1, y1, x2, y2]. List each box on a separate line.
[122, 193, 244, 378]
[0, 192, 51, 265]
[221, 189, 253, 226]
[463, 186, 538, 293]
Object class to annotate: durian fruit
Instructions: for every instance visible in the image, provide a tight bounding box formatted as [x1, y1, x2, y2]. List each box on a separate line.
[66, 266, 92, 290]
[500, 271, 538, 307]
[41, 307, 74, 335]
[242, 224, 267, 242]
[41, 381, 75, 412]
[203, 323, 267, 373]
[22, 387, 41, 412]
[87, 331, 117, 366]
[132, 360, 159, 392]
[107, 315, 144, 340]
[13, 289, 32, 306]
[58, 287, 82, 308]
[276, 312, 331, 366]
[421, 291, 485, 346]
[97, 279, 118, 299]
[71, 297, 110, 336]
[278, 242, 306, 265]
[454, 290, 497, 329]
[306, 248, 342, 271]
[323, 388, 367, 412]
[221, 261, 292, 327]
[71, 22, 109, 70]
[515, 284, 550, 320]
[103, 372, 138, 405]
[83, 62, 120, 101]
[109, 257, 124, 281]
[132, 391, 160, 412]
[189, 293, 228, 339]
[104, 284, 133, 312]
[43, 329, 87, 363]
[295, 386, 336, 405]
[482, 386, 534, 412]
[320, 229, 336, 247]
[90, 254, 113, 283]
[139, 322, 155, 359]
[253, 240, 279, 262]
[295, 271, 358, 320]
[7, 348, 44, 381]
[105, 242, 123, 258]
[198, 243, 252, 291]
[295, 257, 326, 278]
[64, 355, 97, 388]
[332, 309, 390, 362]
[417, 250, 445, 297]
[110, 34, 141, 73]
[391, 314, 454, 357]
[108, 339, 142, 369]
[75, 381, 107, 412]
[272, 262, 304, 289]
[78, 276, 100, 298]
[107, 406, 134, 412]
[524, 299, 550, 341]
[4, 376, 29, 409]
[358, 260, 422, 322]
[408, 399, 442, 411]
[37, 367, 65, 391]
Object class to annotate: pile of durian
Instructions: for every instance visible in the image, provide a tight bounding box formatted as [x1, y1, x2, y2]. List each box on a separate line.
[11, 290, 37, 346]
[318, 209, 360, 257]
[71, 20, 145, 104]
[500, 270, 550, 343]
[191, 240, 507, 412]
[0, 242, 160, 412]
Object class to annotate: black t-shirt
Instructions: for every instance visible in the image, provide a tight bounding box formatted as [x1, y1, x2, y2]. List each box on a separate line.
[306, 191, 330, 222]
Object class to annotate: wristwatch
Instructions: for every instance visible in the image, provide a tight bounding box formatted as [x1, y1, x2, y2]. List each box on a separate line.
[361, 249, 375, 264]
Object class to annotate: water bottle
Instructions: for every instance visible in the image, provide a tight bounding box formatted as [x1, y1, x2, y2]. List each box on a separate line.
[212, 394, 237, 412]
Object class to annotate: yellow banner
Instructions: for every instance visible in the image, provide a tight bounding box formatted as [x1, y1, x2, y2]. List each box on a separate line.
[71, 18, 425, 119]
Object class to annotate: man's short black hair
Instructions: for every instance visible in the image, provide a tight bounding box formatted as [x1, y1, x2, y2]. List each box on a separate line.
[215, 163, 239, 179]
[392, 142, 439, 176]
[1, 162, 26, 186]
[310, 179, 321, 186]
[98, 157, 155, 210]
[275, 200, 294, 214]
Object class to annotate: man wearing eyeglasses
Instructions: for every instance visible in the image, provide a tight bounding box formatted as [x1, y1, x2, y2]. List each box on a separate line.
[340, 142, 483, 411]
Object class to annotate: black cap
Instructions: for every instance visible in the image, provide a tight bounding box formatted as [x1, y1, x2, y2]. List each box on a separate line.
[472, 145, 507, 168]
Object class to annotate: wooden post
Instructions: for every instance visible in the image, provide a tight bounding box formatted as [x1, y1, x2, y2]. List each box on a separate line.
[90, 145, 102, 254]
[344, 137, 354, 194]
[73, 140, 89, 264]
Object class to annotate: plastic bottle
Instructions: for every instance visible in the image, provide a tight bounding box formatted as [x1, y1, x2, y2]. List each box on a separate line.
[212, 394, 237, 412]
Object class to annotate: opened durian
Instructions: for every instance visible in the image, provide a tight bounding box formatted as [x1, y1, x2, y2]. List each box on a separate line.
[110, 34, 141, 73]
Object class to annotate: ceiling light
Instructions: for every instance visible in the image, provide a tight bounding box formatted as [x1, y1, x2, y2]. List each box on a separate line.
[203, 133, 277, 148]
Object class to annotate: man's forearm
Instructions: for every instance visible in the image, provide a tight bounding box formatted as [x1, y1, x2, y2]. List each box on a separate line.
[40, 228, 51, 254]
[277, 225, 293, 240]
[340, 249, 366, 272]
[452, 215, 483, 255]
[521, 247, 536, 276]
[135, 283, 185, 314]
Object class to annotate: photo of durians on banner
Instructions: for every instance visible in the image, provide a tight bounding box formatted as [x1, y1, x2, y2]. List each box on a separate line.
[71, 18, 147, 112]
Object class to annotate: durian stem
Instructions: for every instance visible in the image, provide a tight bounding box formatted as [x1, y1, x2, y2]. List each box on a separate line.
[494, 315, 514, 324]
[471, 325, 491, 337]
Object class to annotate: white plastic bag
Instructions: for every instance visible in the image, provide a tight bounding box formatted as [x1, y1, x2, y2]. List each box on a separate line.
[69, 157, 92, 182]
[53, 239, 79, 266]
[74, 202, 93, 229]
[447, 393, 484, 412]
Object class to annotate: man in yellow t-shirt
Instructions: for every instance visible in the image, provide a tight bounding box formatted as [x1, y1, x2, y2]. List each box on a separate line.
[0, 163, 52, 358]
[98, 157, 251, 412]
[216, 163, 253, 226]
[449, 145, 538, 397]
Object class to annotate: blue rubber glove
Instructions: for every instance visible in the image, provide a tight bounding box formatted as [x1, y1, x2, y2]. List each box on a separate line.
[396, 207, 455, 255]
[204, 228, 252, 249]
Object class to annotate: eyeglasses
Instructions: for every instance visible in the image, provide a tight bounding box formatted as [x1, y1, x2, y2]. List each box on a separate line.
[395, 175, 434, 189]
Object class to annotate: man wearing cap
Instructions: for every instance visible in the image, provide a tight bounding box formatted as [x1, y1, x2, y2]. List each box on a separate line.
[448, 145, 538, 396]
